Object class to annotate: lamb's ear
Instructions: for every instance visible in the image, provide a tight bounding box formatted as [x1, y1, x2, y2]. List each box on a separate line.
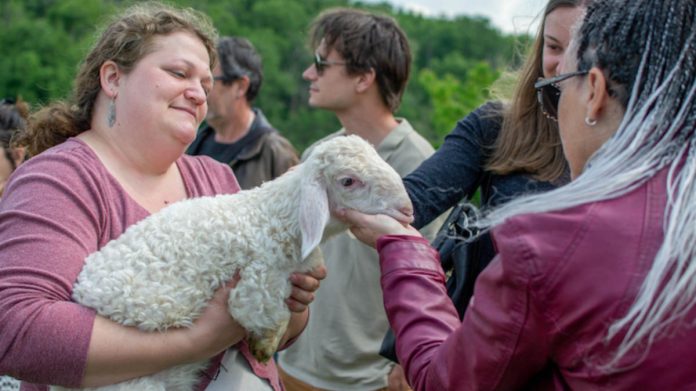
[299, 174, 330, 260]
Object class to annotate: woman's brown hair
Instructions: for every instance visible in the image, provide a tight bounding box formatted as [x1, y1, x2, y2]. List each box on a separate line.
[487, 0, 589, 182]
[15, 1, 218, 157]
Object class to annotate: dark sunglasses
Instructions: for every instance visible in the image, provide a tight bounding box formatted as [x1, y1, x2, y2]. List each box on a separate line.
[314, 52, 348, 75]
[534, 70, 589, 121]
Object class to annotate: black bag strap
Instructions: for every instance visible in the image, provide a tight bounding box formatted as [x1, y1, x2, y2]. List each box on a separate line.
[432, 203, 481, 272]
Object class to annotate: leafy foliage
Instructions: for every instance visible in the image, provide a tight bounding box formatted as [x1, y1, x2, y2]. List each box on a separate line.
[418, 62, 500, 146]
[0, 0, 532, 152]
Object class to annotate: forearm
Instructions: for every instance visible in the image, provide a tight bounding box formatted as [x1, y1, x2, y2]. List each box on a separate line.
[404, 103, 498, 229]
[404, 150, 481, 229]
[81, 316, 206, 386]
[378, 232, 549, 390]
[83, 282, 247, 387]
[377, 236, 460, 390]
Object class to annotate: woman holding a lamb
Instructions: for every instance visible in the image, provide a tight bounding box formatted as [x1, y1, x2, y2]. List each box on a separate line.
[0, 2, 324, 390]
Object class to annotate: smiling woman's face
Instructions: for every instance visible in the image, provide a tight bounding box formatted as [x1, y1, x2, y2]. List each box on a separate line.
[113, 31, 213, 151]
[542, 5, 584, 78]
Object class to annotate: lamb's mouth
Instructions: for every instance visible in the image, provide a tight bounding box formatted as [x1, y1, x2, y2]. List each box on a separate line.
[385, 208, 414, 225]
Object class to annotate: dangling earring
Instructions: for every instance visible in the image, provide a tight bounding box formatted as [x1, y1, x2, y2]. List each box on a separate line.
[585, 117, 597, 126]
[107, 97, 116, 127]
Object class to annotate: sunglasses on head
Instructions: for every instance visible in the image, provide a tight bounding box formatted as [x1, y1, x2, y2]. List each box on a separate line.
[313, 52, 348, 75]
[534, 70, 588, 121]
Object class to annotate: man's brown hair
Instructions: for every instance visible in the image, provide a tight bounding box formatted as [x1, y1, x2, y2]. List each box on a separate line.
[309, 8, 411, 112]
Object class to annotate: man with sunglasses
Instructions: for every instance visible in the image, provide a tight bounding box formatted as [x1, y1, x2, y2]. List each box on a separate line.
[186, 36, 299, 190]
[278, 8, 443, 391]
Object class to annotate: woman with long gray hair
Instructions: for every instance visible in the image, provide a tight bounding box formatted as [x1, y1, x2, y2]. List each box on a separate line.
[339, 0, 696, 388]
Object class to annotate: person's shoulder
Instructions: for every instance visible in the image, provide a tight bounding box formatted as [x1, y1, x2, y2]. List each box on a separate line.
[477, 100, 505, 115]
[15, 138, 100, 176]
[261, 132, 300, 167]
[457, 101, 504, 130]
[488, 203, 596, 289]
[391, 118, 434, 153]
[493, 180, 656, 277]
[446, 101, 504, 148]
[33, 137, 93, 158]
[495, 204, 594, 248]
[499, 170, 663, 242]
[179, 154, 240, 196]
[179, 154, 233, 182]
[3, 138, 111, 208]
[260, 130, 297, 152]
[179, 154, 229, 175]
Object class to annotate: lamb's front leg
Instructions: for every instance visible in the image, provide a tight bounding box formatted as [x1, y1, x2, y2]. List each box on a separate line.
[227, 265, 292, 363]
[248, 315, 290, 364]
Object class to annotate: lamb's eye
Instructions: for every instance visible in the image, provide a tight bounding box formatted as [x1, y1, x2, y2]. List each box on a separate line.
[340, 177, 354, 187]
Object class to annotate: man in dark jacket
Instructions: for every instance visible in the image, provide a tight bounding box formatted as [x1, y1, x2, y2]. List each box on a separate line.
[187, 36, 299, 189]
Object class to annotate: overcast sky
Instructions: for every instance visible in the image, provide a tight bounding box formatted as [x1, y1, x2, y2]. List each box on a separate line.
[361, 0, 549, 34]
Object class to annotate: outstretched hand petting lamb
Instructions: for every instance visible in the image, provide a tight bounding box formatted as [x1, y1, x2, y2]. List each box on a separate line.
[54, 135, 413, 391]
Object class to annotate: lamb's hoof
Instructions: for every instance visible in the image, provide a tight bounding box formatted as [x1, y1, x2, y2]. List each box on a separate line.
[249, 341, 274, 363]
[251, 348, 272, 363]
[248, 331, 280, 363]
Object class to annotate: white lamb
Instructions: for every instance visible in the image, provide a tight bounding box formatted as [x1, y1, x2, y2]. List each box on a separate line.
[53, 135, 413, 391]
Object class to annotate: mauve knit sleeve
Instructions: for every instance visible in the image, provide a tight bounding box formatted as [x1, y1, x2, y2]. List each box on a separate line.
[0, 154, 104, 388]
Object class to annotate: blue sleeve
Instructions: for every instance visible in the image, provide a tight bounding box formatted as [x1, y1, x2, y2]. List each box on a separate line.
[404, 102, 503, 228]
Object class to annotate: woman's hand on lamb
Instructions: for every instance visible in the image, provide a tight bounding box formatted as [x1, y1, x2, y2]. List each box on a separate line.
[185, 275, 247, 360]
[336, 209, 422, 248]
[287, 265, 327, 313]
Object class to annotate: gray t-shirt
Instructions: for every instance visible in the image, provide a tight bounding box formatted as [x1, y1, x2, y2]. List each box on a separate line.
[278, 120, 445, 390]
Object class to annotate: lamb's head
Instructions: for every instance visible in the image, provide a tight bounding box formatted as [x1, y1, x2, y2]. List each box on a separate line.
[297, 135, 413, 258]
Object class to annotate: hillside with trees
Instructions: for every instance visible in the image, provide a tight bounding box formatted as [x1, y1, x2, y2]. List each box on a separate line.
[0, 0, 534, 152]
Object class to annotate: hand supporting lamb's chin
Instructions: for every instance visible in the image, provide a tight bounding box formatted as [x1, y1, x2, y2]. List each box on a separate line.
[332, 206, 413, 226]
[384, 208, 414, 225]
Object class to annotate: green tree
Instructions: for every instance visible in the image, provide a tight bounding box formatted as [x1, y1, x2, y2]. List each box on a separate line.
[0, 0, 533, 152]
[0, 0, 112, 103]
[418, 61, 500, 146]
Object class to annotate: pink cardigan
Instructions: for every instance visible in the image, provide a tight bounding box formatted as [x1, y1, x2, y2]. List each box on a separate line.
[0, 139, 283, 390]
[378, 168, 696, 390]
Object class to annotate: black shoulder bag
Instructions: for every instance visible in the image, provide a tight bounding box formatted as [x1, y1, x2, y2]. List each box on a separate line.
[379, 202, 495, 363]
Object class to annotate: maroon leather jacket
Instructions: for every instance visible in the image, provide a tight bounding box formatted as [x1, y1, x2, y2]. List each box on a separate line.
[378, 169, 696, 390]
